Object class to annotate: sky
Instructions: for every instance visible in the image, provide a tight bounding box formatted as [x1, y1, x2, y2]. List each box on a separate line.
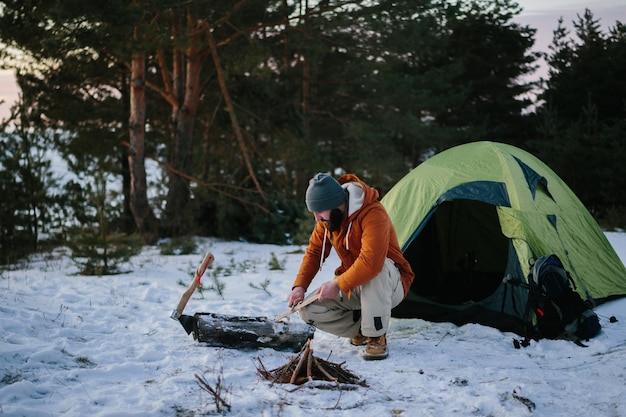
[514, 0, 626, 74]
[1, 1, 625, 121]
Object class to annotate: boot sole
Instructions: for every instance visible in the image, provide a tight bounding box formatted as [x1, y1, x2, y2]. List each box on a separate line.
[362, 351, 388, 360]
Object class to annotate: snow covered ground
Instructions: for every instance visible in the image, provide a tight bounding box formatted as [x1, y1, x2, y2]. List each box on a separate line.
[1, 232, 625, 417]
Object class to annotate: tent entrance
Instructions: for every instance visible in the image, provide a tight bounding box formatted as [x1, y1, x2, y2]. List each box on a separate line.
[403, 199, 509, 305]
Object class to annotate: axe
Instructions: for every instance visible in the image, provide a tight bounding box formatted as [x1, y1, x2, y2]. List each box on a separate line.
[169, 252, 215, 334]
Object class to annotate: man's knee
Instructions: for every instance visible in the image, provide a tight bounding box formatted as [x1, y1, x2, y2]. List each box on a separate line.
[298, 305, 312, 324]
[298, 302, 328, 324]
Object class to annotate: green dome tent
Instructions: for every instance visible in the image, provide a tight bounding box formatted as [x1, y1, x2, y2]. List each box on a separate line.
[383, 141, 626, 336]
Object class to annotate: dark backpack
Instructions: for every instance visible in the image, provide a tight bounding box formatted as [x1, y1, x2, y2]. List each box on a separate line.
[526, 254, 601, 341]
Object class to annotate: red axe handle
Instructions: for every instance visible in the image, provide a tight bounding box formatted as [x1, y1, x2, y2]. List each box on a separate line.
[169, 252, 214, 320]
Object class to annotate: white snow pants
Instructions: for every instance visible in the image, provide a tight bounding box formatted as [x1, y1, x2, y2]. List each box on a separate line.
[298, 258, 405, 338]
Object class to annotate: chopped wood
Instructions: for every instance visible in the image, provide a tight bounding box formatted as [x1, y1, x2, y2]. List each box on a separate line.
[255, 338, 367, 388]
[289, 339, 310, 384]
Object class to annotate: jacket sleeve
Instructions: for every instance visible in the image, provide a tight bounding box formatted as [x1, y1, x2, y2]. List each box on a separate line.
[292, 223, 330, 291]
[336, 206, 390, 294]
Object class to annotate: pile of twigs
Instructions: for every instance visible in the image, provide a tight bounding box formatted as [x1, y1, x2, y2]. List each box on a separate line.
[255, 339, 367, 388]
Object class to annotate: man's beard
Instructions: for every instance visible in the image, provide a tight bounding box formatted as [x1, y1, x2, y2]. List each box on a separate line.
[325, 208, 345, 232]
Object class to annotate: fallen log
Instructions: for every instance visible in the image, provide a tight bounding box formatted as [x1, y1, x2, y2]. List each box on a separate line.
[192, 312, 315, 352]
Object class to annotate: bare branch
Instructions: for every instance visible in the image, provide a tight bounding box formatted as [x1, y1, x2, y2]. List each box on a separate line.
[204, 23, 267, 202]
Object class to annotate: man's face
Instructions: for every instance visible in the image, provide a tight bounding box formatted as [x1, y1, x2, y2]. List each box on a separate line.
[313, 209, 331, 223]
[313, 207, 344, 232]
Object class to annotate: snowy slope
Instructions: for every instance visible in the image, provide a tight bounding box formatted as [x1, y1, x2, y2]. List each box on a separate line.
[1, 233, 625, 417]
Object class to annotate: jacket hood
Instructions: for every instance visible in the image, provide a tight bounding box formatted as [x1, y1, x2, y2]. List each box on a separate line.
[337, 174, 380, 218]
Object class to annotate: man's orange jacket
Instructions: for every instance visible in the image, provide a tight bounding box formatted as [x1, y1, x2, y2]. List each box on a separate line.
[293, 174, 414, 298]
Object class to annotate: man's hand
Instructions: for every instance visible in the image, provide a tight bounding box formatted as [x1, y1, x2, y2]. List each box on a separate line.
[287, 286, 305, 308]
[316, 279, 340, 302]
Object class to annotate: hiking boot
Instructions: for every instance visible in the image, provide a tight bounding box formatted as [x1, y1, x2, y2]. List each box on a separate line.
[350, 329, 368, 346]
[363, 334, 388, 360]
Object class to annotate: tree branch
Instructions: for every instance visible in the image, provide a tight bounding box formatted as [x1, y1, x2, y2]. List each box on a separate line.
[204, 23, 267, 201]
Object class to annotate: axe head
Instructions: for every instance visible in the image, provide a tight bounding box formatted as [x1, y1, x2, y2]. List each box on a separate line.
[178, 314, 198, 335]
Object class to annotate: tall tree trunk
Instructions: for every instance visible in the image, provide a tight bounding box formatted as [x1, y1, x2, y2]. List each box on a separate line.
[129, 48, 160, 244]
[163, 109, 195, 236]
[162, 11, 205, 237]
[120, 69, 136, 235]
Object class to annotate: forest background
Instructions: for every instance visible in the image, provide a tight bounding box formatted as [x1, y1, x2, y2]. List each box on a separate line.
[1, 0, 625, 271]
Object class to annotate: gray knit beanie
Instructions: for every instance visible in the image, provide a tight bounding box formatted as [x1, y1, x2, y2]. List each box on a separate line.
[305, 173, 347, 212]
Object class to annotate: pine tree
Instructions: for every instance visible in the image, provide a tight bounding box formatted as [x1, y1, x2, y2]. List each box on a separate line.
[535, 9, 626, 228]
[66, 170, 143, 275]
[0, 101, 64, 265]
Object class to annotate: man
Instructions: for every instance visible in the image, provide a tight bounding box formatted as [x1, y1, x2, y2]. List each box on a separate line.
[288, 172, 415, 360]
